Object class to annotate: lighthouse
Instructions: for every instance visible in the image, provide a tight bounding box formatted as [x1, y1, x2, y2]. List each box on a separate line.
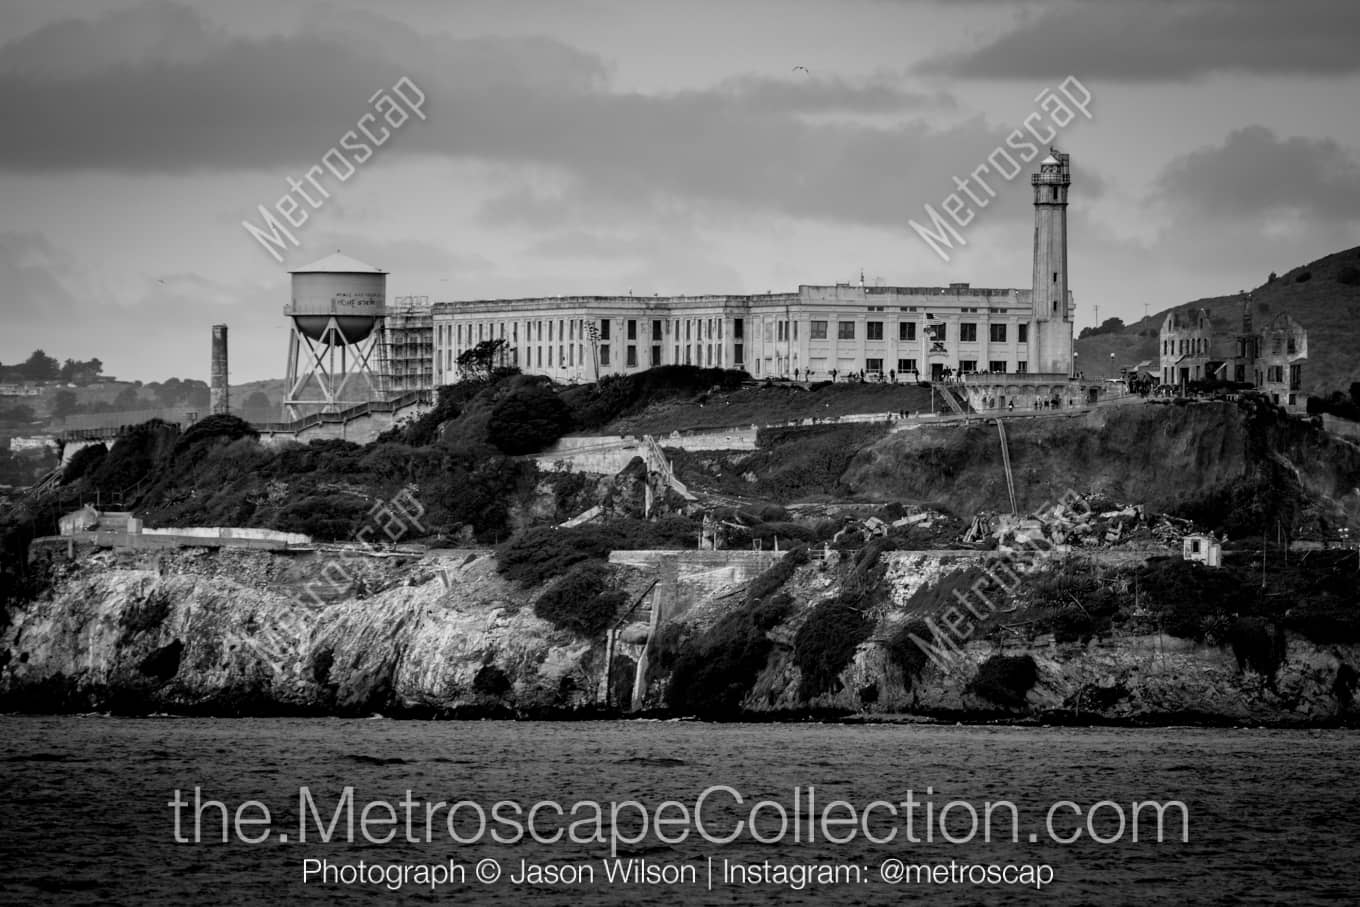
[1030, 151, 1074, 375]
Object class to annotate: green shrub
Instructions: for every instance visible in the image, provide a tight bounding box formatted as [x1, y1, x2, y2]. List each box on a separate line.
[90, 420, 177, 494]
[61, 443, 107, 485]
[274, 494, 370, 540]
[173, 414, 258, 456]
[794, 595, 874, 700]
[666, 549, 806, 716]
[473, 664, 512, 697]
[534, 562, 624, 637]
[498, 527, 622, 586]
[751, 591, 795, 631]
[487, 380, 572, 455]
[561, 366, 748, 430]
[1227, 617, 1283, 678]
[885, 619, 936, 686]
[744, 546, 808, 604]
[967, 654, 1038, 707]
[496, 520, 698, 586]
[1136, 558, 1253, 639]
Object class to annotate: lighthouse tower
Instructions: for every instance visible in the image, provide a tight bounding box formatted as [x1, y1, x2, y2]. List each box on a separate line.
[1029, 151, 1074, 375]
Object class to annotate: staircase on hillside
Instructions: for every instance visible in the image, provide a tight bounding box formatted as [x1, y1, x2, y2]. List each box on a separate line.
[996, 420, 1019, 515]
[935, 384, 968, 414]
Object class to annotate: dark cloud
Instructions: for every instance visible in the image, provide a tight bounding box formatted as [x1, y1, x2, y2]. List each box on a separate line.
[1151, 126, 1360, 223]
[916, 0, 1360, 80]
[0, 2, 1063, 233]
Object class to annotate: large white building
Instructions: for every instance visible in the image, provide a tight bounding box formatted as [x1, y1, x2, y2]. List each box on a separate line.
[430, 153, 1076, 385]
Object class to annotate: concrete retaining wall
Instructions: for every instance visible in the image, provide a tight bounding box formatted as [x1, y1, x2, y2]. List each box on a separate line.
[608, 549, 785, 623]
[1322, 414, 1360, 442]
[141, 526, 311, 545]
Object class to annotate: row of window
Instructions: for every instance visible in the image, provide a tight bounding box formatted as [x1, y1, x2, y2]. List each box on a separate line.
[443, 315, 1034, 353]
[443, 316, 742, 348]
[1163, 337, 1209, 356]
[803, 358, 1030, 375]
[807, 321, 1029, 342]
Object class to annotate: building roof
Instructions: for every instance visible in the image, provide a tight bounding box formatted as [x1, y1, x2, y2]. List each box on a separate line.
[289, 252, 385, 274]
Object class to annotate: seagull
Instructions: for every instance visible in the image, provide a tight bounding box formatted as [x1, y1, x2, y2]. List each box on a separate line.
[793, 65, 809, 74]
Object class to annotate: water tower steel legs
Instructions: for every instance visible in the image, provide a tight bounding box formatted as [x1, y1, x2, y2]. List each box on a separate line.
[283, 314, 390, 420]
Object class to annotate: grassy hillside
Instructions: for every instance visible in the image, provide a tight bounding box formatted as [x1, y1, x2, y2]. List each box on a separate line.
[1076, 245, 1360, 393]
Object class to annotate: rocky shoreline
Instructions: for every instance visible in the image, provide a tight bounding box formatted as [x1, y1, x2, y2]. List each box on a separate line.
[3, 543, 1356, 727]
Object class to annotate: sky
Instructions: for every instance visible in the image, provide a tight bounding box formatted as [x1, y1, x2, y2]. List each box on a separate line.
[2, 0, 1359, 383]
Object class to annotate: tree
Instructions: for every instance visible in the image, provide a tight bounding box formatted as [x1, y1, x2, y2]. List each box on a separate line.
[457, 339, 513, 381]
[1077, 317, 1126, 340]
[20, 349, 60, 381]
[59, 357, 104, 384]
[487, 381, 572, 454]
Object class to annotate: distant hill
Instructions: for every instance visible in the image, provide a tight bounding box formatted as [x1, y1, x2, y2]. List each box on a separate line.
[1076, 245, 1360, 394]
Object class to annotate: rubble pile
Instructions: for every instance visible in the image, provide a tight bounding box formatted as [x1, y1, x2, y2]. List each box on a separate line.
[980, 495, 1198, 553]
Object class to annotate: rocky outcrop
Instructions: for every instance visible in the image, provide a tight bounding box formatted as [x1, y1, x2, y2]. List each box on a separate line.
[0, 546, 603, 716]
[3, 545, 1356, 725]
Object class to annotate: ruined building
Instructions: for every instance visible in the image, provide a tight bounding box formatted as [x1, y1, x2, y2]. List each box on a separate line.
[1158, 302, 1307, 406]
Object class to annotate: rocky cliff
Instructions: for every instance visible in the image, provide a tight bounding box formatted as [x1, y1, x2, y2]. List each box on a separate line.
[3, 544, 1355, 725]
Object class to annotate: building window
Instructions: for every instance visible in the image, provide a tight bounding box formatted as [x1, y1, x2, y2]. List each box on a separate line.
[627, 320, 637, 341]
[1017, 324, 1028, 343]
[867, 321, 884, 340]
[810, 320, 828, 339]
[733, 318, 743, 339]
[778, 321, 788, 341]
[1016, 362, 1028, 374]
[989, 360, 1007, 373]
[626, 345, 638, 368]
[960, 323, 978, 342]
[734, 343, 744, 364]
[651, 345, 661, 366]
[959, 360, 977, 373]
[899, 322, 916, 341]
[652, 320, 662, 341]
[837, 321, 855, 340]
[989, 324, 1007, 342]
[1267, 365, 1283, 383]
[599, 320, 610, 340]
[898, 358, 917, 373]
[866, 358, 883, 373]
[600, 344, 610, 366]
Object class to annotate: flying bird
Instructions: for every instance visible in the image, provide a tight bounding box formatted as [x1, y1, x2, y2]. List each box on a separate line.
[792, 65, 809, 74]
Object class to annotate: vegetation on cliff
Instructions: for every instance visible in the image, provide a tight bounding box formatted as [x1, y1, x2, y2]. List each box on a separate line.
[664, 547, 809, 717]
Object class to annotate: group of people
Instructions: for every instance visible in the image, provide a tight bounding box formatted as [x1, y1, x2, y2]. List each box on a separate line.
[978, 395, 1068, 411]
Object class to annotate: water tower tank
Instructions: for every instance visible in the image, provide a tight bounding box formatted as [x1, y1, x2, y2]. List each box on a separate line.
[287, 252, 387, 343]
[282, 252, 391, 419]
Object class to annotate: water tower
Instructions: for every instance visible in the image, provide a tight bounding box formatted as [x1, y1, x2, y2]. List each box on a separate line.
[283, 252, 389, 419]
